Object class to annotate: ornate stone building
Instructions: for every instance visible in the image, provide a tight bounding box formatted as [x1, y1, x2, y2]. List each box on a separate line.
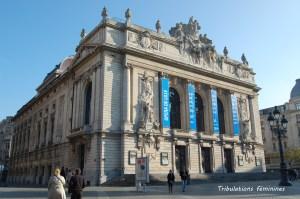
[0, 116, 13, 180]
[260, 79, 300, 169]
[8, 8, 265, 185]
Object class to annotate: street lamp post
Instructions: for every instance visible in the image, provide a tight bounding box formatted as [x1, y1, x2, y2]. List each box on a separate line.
[267, 106, 292, 186]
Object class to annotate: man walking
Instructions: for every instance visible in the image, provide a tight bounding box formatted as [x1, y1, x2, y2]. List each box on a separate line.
[167, 170, 175, 193]
[69, 169, 85, 199]
[180, 169, 187, 192]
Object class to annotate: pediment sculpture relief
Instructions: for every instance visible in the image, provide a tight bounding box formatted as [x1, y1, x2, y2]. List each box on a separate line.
[169, 17, 223, 70]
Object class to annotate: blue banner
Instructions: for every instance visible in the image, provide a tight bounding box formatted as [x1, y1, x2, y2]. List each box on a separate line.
[231, 95, 240, 136]
[161, 77, 170, 128]
[188, 83, 196, 131]
[211, 89, 219, 134]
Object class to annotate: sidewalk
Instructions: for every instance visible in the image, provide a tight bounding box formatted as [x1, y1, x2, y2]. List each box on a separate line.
[0, 179, 299, 199]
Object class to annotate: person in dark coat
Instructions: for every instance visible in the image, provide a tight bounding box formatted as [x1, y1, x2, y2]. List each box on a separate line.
[167, 170, 175, 193]
[69, 169, 85, 199]
[180, 169, 187, 192]
[186, 169, 190, 185]
[60, 166, 66, 179]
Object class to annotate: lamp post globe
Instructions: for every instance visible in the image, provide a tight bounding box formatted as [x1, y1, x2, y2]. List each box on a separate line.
[268, 107, 292, 186]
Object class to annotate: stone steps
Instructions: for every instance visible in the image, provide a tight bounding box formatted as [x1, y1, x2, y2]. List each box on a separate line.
[102, 172, 280, 186]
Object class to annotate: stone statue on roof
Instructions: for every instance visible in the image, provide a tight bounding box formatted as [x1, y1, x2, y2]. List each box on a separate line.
[241, 53, 248, 65]
[169, 17, 221, 68]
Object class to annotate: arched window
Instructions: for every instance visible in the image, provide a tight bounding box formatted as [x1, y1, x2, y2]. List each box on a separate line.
[170, 87, 181, 129]
[84, 82, 92, 125]
[217, 98, 225, 134]
[195, 93, 205, 132]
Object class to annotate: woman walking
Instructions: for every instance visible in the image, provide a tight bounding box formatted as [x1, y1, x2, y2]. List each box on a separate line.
[167, 170, 175, 193]
[48, 168, 66, 199]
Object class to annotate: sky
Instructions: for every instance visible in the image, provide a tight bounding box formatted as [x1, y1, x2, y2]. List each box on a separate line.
[0, 0, 300, 120]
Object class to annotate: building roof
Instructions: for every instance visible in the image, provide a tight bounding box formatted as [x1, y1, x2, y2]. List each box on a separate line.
[290, 79, 300, 99]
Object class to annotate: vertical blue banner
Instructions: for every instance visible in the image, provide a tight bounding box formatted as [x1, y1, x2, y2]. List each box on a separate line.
[211, 89, 219, 134]
[161, 77, 170, 128]
[188, 83, 196, 131]
[231, 95, 240, 136]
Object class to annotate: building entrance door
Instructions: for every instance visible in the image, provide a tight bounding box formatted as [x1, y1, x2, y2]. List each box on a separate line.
[79, 144, 85, 174]
[201, 147, 212, 173]
[224, 149, 233, 173]
[175, 145, 187, 172]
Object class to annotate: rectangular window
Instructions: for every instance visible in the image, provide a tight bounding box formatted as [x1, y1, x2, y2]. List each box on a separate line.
[298, 127, 300, 136]
[43, 120, 47, 145]
[284, 141, 287, 149]
[296, 114, 300, 123]
[273, 143, 277, 151]
[296, 103, 300, 110]
[50, 115, 55, 143]
[37, 122, 41, 147]
[265, 156, 271, 164]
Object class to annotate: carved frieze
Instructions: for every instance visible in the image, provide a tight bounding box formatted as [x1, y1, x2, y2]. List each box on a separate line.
[128, 31, 163, 51]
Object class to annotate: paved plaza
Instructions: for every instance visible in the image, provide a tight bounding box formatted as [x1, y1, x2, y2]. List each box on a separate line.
[0, 180, 299, 199]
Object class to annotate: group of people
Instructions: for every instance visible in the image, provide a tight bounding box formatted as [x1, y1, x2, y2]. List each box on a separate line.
[48, 167, 85, 199]
[167, 169, 190, 193]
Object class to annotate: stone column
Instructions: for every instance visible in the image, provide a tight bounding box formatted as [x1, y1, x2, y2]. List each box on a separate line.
[122, 62, 132, 131]
[220, 138, 225, 173]
[78, 80, 84, 127]
[248, 95, 256, 141]
[211, 141, 215, 172]
[90, 70, 96, 128]
[232, 143, 236, 172]
[187, 139, 191, 171]
[172, 139, 176, 174]
[93, 65, 102, 130]
[198, 141, 203, 173]
[227, 91, 234, 137]
[207, 86, 214, 134]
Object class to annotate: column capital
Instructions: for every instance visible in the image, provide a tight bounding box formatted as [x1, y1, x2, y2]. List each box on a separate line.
[187, 79, 194, 84]
[208, 85, 217, 90]
[248, 95, 255, 100]
[229, 90, 235, 95]
[124, 63, 132, 69]
[159, 72, 169, 78]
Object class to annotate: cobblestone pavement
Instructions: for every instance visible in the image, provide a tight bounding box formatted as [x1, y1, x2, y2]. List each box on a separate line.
[0, 180, 299, 199]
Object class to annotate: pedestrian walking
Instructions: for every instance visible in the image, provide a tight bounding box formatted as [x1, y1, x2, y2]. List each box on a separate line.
[186, 169, 190, 185]
[288, 162, 298, 181]
[69, 168, 85, 199]
[48, 168, 66, 199]
[180, 169, 187, 192]
[66, 169, 74, 194]
[61, 166, 66, 179]
[167, 170, 175, 193]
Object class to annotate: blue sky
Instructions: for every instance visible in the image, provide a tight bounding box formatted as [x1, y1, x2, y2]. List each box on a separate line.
[0, 0, 299, 120]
